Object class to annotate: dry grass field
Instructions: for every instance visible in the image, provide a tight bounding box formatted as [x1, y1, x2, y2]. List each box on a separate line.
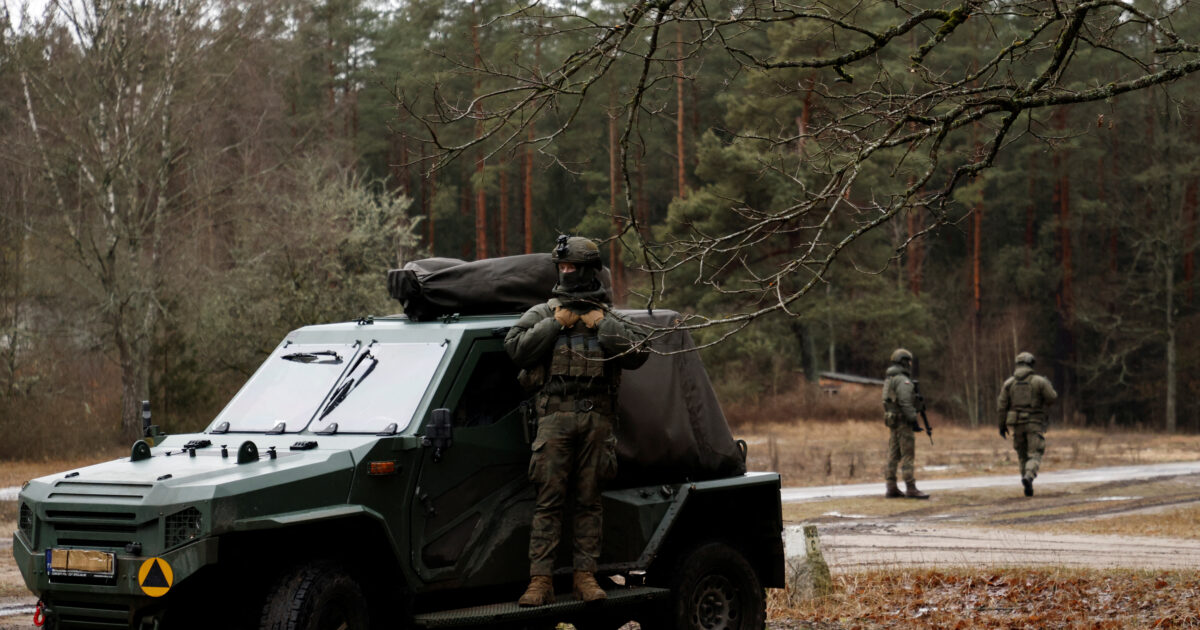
[733, 419, 1200, 487]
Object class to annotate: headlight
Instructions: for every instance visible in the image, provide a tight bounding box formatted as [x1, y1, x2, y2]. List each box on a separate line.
[18, 502, 33, 539]
[164, 507, 202, 549]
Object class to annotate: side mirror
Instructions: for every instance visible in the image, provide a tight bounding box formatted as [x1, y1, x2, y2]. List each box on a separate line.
[141, 400, 165, 445]
[421, 408, 453, 463]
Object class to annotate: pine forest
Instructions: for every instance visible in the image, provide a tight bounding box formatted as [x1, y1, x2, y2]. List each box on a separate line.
[2, 0, 1200, 455]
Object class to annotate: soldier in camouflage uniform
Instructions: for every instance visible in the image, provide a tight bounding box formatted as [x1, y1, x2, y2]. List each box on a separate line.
[997, 352, 1058, 497]
[882, 349, 929, 499]
[505, 236, 648, 606]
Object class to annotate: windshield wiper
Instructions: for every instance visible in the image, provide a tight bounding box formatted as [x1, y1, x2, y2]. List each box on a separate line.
[282, 350, 342, 364]
[318, 351, 377, 420]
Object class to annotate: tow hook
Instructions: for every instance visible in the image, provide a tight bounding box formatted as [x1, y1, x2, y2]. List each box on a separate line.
[33, 600, 44, 627]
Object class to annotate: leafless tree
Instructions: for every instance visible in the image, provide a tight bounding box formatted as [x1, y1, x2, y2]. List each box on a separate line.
[3, 0, 229, 439]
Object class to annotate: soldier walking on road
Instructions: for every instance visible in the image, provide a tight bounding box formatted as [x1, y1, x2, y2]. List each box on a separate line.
[998, 352, 1058, 497]
[882, 349, 929, 499]
[505, 236, 648, 606]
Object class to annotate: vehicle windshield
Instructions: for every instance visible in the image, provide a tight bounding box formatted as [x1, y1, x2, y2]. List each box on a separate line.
[208, 342, 358, 433]
[306, 342, 447, 434]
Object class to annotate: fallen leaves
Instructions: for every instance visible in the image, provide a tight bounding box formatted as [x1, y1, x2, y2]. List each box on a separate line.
[768, 568, 1200, 629]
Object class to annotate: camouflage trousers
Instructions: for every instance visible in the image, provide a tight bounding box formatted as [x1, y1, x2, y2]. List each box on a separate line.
[527, 409, 618, 576]
[1010, 421, 1046, 481]
[884, 415, 916, 483]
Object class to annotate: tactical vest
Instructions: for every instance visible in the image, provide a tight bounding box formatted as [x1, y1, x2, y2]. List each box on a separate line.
[882, 374, 902, 414]
[1010, 376, 1035, 409]
[538, 315, 619, 407]
[550, 329, 605, 379]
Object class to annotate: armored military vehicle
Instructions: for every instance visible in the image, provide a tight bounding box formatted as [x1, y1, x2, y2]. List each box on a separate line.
[12, 256, 784, 629]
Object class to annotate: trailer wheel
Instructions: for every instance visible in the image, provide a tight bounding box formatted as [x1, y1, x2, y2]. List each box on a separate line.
[650, 542, 765, 630]
[259, 563, 370, 630]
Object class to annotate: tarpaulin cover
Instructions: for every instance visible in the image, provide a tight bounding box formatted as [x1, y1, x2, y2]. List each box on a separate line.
[613, 309, 747, 484]
[388, 255, 561, 321]
[389, 255, 746, 482]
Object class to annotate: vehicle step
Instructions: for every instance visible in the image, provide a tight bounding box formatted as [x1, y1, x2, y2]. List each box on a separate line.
[412, 585, 670, 628]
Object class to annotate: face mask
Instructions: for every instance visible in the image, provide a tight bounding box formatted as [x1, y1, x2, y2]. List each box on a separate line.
[557, 265, 600, 294]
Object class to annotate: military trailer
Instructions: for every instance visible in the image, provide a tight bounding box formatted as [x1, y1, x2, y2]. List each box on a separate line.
[12, 256, 784, 630]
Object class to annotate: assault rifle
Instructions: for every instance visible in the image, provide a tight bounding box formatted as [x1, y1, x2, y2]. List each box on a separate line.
[912, 379, 934, 445]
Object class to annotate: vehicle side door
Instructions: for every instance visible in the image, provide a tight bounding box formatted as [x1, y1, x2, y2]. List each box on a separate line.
[409, 336, 534, 588]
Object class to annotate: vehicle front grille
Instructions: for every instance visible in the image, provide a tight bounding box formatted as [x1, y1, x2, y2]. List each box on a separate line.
[45, 510, 140, 549]
[19, 502, 33, 538]
[49, 481, 152, 501]
[164, 507, 202, 549]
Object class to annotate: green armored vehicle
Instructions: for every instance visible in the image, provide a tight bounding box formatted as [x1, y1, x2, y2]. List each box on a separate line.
[12, 256, 784, 630]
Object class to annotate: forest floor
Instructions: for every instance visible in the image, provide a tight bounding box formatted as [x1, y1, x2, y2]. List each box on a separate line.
[2, 424, 1200, 627]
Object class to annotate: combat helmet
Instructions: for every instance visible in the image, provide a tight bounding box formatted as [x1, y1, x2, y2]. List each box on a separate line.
[890, 348, 913, 364]
[551, 235, 601, 268]
[551, 235, 608, 302]
[1015, 352, 1035, 366]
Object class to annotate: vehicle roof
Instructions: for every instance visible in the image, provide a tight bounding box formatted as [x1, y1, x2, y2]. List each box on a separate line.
[284, 313, 524, 345]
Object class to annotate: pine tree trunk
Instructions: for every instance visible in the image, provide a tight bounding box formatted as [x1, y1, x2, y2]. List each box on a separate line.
[524, 132, 533, 254]
[675, 29, 686, 199]
[970, 197, 983, 427]
[907, 200, 922, 295]
[1185, 176, 1197, 303]
[1166, 262, 1177, 432]
[608, 85, 624, 303]
[424, 147, 435, 253]
[1052, 107, 1075, 425]
[472, 2, 487, 259]
[499, 160, 509, 257]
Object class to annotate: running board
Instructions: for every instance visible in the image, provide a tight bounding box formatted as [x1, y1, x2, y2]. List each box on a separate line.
[412, 586, 670, 628]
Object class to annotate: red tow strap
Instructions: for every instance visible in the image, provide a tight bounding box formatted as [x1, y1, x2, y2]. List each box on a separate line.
[33, 600, 45, 627]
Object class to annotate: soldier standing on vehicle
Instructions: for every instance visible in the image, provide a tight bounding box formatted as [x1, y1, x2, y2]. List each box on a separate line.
[505, 235, 648, 606]
[997, 352, 1058, 497]
[882, 348, 929, 499]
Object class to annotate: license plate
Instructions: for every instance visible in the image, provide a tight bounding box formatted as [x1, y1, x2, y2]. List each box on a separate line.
[45, 549, 116, 579]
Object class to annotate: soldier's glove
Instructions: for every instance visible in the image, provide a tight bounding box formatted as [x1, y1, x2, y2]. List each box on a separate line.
[580, 309, 605, 328]
[554, 306, 580, 328]
[912, 420, 922, 432]
[999, 425, 1008, 439]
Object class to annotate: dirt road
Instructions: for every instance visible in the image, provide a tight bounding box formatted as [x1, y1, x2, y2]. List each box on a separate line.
[782, 461, 1200, 571]
[779, 460, 1200, 501]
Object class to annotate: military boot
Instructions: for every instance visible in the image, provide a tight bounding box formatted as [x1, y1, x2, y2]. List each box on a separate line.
[518, 575, 555, 607]
[885, 480, 904, 498]
[573, 571, 607, 603]
[1022, 477, 1034, 497]
[904, 481, 929, 499]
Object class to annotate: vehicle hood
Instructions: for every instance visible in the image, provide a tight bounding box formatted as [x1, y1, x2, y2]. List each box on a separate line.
[18, 433, 387, 527]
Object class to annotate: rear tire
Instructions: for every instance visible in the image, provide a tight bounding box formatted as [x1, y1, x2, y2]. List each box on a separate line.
[648, 542, 765, 630]
[259, 563, 370, 630]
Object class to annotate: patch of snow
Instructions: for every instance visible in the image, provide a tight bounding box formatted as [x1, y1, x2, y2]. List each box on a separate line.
[822, 511, 868, 519]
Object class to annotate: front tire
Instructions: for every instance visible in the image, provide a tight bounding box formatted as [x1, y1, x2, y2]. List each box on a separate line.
[260, 563, 370, 630]
[658, 542, 766, 630]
